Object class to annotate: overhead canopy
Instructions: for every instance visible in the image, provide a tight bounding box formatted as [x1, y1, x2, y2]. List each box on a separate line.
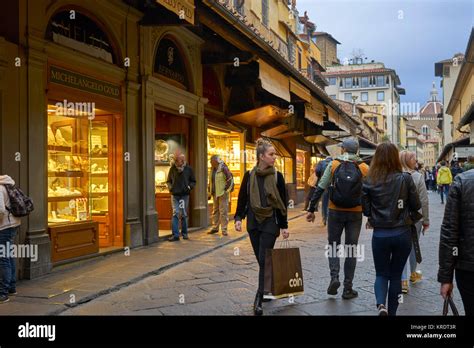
[304, 134, 339, 146]
[304, 96, 325, 126]
[230, 105, 287, 127]
[258, 59, 291, 102]
[270, 139, 292, 157]
[290, 77, 311, 102]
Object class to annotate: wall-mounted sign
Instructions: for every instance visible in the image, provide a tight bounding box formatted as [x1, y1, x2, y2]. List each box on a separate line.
[157, 0, 195, 25]
[154, 38, 189, 90]
[50, 66, 121, 100]
[454, 146, 474, 158]
[46, 11, 116, 64]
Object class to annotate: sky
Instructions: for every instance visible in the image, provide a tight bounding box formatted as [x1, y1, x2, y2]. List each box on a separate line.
[296, 0, 473, 110]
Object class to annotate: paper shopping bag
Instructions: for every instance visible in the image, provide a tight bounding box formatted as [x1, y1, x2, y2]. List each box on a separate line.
[263, 246, 304, 299]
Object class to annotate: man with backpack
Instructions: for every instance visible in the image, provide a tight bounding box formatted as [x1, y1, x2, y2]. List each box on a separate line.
[0, 175, 22, 303]
[306, 138, 369, 299]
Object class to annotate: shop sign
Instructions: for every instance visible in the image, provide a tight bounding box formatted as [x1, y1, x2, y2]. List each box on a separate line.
[157, 0, 195, 25]
[50, 66, 121, 100]
[154, 38, 189, 89]
[454, 146, 474, 159]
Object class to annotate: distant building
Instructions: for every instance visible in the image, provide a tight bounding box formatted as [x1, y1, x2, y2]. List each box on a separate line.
[323, 62, 405, 145]
[312, 32, 341, 69]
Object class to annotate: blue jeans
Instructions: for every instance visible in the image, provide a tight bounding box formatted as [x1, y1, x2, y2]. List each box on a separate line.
[372, 229, 412, 316]
[0, 227, 17, 296]
[439, 184, 450, 203]
[321, 191, 329, 224]
[171, 195, 189, 238]
[402, 223, 422, 281]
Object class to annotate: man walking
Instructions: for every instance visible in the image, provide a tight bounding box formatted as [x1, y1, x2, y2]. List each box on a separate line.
[167, 153, 196, 241]
[438, 165, 474, 316]
[437, 161, 452, 204]
[306, 138, 369, 299]
[208, 155, 233, 236]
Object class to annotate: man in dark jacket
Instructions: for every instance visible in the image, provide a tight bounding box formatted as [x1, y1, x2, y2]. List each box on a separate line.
[438, 169, 474, 315]
[450, 161, 463, 179]
[166, 153, 196, 241]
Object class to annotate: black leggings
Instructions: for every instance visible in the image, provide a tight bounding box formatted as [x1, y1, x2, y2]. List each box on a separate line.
[248, 230, 278, 293]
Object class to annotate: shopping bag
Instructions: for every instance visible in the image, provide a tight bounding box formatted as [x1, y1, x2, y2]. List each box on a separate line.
[442, 296, 459, 316]
[263, 240, 304, 299]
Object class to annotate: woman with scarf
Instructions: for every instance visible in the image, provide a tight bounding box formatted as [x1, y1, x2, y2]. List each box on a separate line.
[234, 138, 289, 316]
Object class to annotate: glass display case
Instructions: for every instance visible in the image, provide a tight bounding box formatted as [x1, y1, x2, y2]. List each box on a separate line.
[207, 129, 242, 213]
[47, 111, 91, 224]
[90, 122, 109, 216]
[296, 149, 306, 189]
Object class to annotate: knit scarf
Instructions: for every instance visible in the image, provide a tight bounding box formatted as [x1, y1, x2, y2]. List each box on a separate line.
[249, 166, 287, 224]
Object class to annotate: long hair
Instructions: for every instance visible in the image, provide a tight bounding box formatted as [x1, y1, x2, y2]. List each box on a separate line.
[399, 150, 416, 172]
[367, 142, 403, 184]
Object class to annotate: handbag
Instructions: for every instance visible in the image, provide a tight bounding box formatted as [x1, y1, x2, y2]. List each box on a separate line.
[442, 296, 459, 316]
[263, 239, 304, 299]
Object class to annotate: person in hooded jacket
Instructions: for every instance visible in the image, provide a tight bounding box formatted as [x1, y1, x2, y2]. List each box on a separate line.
[0, 175, 21, 304]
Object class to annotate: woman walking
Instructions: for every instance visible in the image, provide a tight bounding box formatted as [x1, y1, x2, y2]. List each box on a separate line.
[362, 143, 421, 316]
[234, 138, 289, 316]
[399, 151, 430, 294]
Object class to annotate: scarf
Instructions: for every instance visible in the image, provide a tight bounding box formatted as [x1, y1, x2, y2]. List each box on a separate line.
[249, 166, 287, 224]
[175, 161, 186, 173]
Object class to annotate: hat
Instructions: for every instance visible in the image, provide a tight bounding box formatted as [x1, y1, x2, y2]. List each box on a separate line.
[338, 138, 359, 154]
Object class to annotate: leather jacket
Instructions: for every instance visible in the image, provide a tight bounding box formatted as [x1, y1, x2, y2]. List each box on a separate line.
[438, 169, 474, 283]
[362, 172, 421, 229]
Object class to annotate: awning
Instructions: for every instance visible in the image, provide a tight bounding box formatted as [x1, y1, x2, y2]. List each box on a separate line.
[304, 96, 324, 126]
[156, 0, 195, 25]
[258, 59, 291, 102]
[290, 77, 311, 102]
[457, 102, 474, 130]
[270, 139, 292, 157]
[304, 134, 339, 146]
[327, 106, 339, 124]
[229, 105, 287, 127]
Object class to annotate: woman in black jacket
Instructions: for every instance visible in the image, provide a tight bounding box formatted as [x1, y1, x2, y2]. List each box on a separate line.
[362, 143, 421, 316]
[234, 138, 289, 316]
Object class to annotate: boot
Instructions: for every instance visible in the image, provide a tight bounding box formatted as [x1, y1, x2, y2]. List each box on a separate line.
[253, 292, 263, 316]
[327, 277, 340, 295]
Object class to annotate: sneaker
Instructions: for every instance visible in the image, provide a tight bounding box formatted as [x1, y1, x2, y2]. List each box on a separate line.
[327, 277, 340, 295]
[207, 229, 219, 235]
[342, 288, 358, 300]
[8, 289, 17, 296]
[410, 271, 422, 284]
[182, 235, 189, 240]
[0, 295, 10, 304]
[222, 231, 228, 236]
[377, 304, 388, 316]
[402, 280, 409, 294]
[168, 236, 180, 242]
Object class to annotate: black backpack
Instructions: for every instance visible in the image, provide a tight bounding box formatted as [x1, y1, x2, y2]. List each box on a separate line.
[4, 184, 34, 217]
[328, 161, 363, 208]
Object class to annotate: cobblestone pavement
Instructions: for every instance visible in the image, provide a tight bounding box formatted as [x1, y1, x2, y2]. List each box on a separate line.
[61, 191, 465, 316]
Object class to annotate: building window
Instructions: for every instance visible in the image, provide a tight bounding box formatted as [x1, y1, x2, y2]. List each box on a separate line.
[262, 0, 269, 27]
[344, 93, 353, 102]
[376, 75, 385, 87]
[361, 92, 368, 102]
[298, 49, 302, 70]
[328, 77, 337, 85]
[377, 91, 385, 101]
[344, 77, 352, 88]
[422, 125, 429, 137]
[330, 95, 336, 99]
[288, 37, 296, 65]
[234, 0, 245, 15]
[443, 66, 450, 77]
[361, 76, 368, 88]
